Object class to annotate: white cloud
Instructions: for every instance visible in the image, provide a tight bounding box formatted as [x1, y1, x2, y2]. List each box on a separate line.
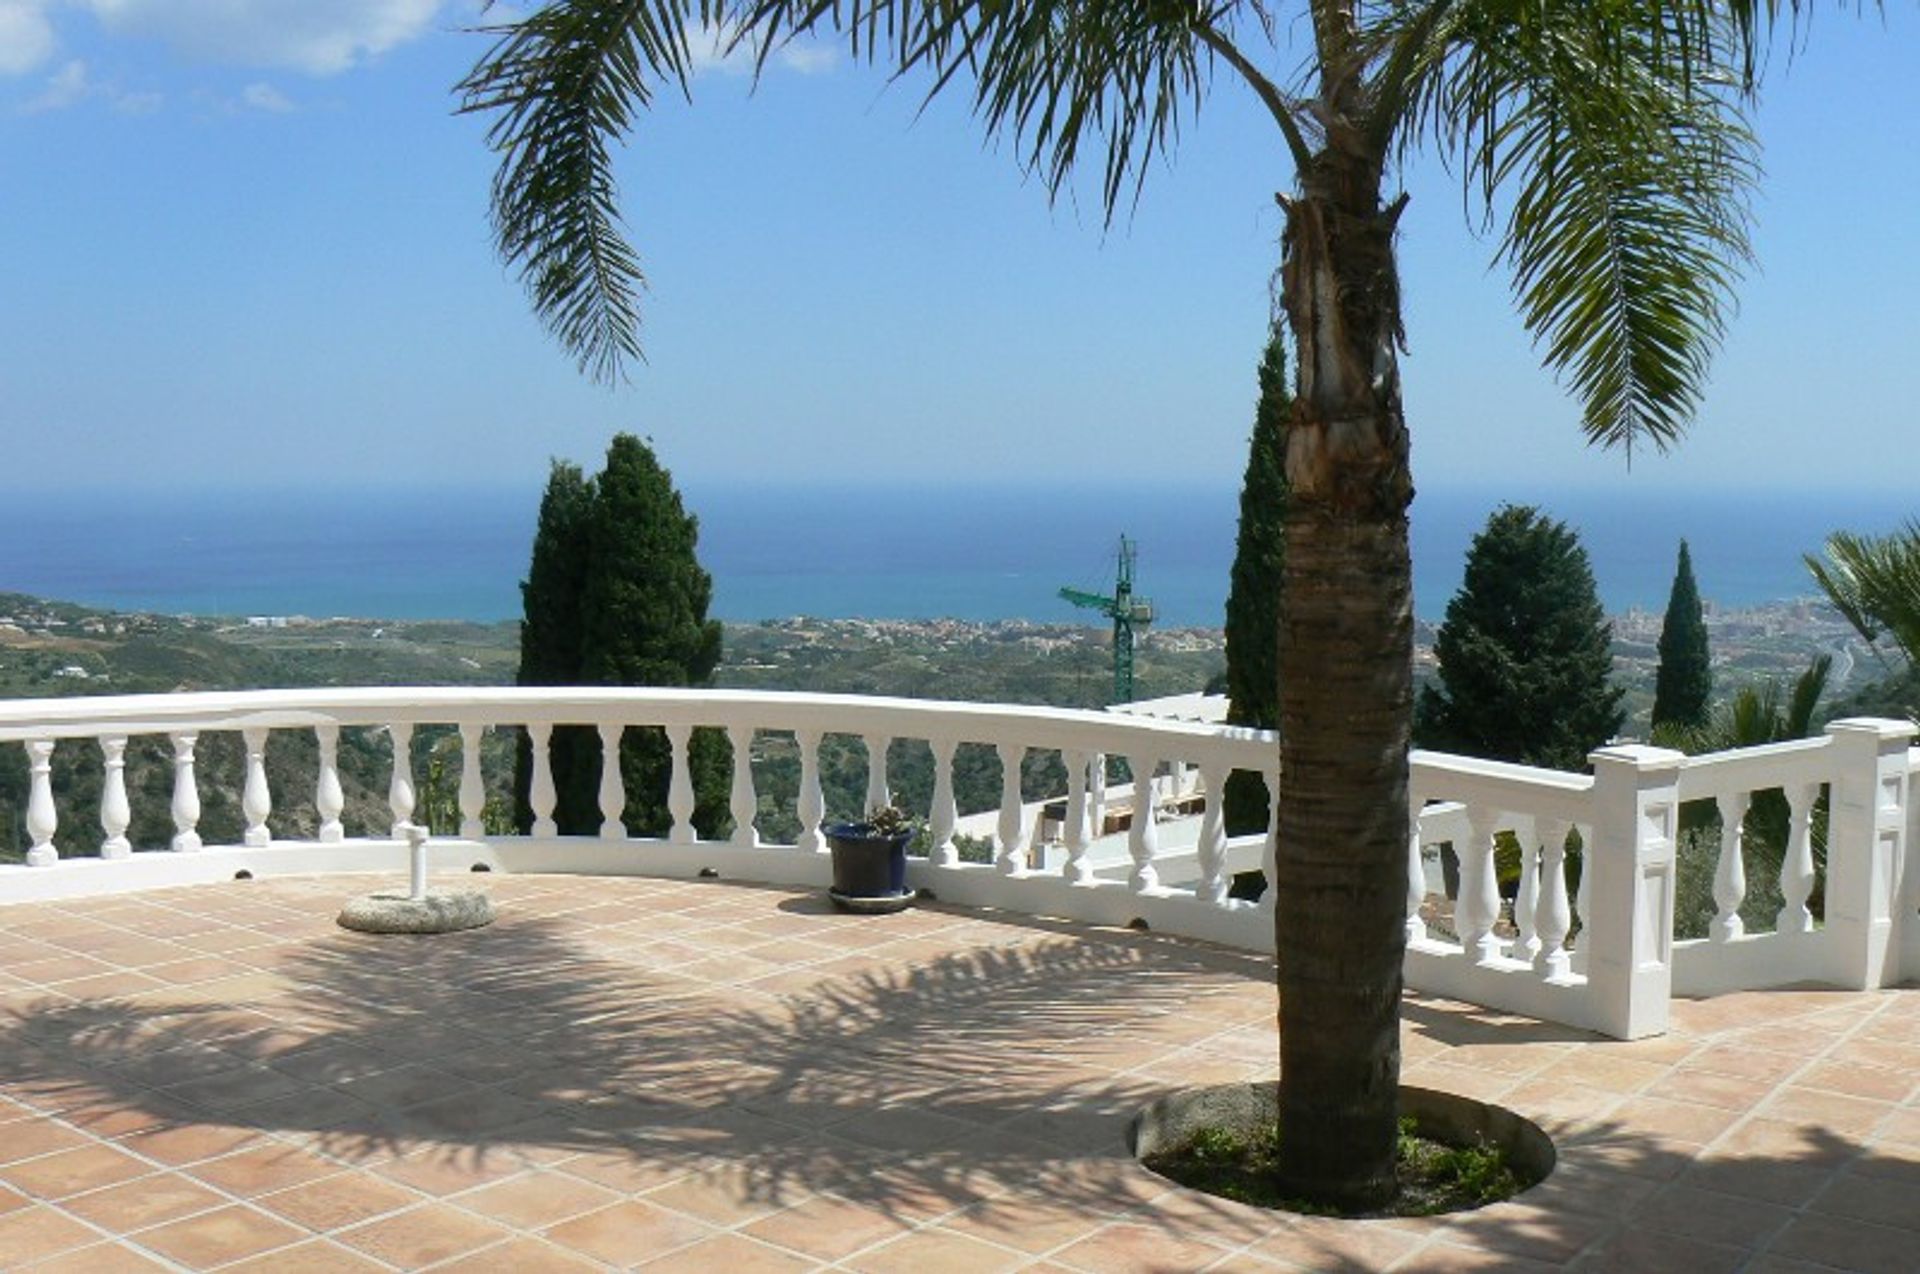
[0, 0, 57, 75]
[684, 21, 838, 79]
[16, 54, 162, 114]
[240, 80, 291, 112]
[20, 56, 85, 111]
[79, 0, 444, 75]
[776, 43, 838, 76]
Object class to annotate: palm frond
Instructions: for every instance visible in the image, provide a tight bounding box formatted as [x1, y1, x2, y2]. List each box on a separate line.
[744, 0, 1213, 221]
[1382, 0, 1758, 453]
[458, 1, 718, 383]
[1806, 523, 1920, 664]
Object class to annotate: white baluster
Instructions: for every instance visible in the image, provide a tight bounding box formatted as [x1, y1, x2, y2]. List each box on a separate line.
[525, 722, 558, 837]
[1405, 826, 1427, 943]
[666, 723, 696, 845]
[241, 727, 272, 847]
[995, 741, 1028, 875]
[1571, 823, 1595, 976]
[1196, 760, 1229, 905]
[1514, 814, 1541, 962]
[1259, 767, 1280, 916]
[1777, 781, 1819, 934]
[598, 724, 626, 840]
[1536, 818, 1575, 983]
[170, 731, 203, 853]
[928, 736, 958, 866]
[1089, 752, 1108, 835]
[387, 722, 416, 838]
[864, 733, 891, 813]
[1458, 805, 1503, 963]
[796, 729, 825, 853]
[314, 724, 344, 843]
[727, 725, 758, 848]
[99, 736, 131, 859]
[1712, 790, 1750, 942]
[458, 723, 486, 838]
[1064, 747, 1093, 885]
[25, 740, 57, 866]
[1128, 753, 1162, 893]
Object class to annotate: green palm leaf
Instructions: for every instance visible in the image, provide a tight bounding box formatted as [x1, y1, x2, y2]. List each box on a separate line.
[457, 0, 721, 383]
[1807, 524, 1920, 665]
[1385, 0, 1759, 453]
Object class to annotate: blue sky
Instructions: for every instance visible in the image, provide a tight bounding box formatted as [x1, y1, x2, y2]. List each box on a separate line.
[2, 1, 1915, 500]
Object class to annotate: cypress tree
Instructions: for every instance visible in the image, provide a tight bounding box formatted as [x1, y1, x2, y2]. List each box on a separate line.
[515, 462, 600, 832]
[1414, 505, 1624, 771]
[1651, 540, 1712, 732]
[1222, 323, 1290, 834]
[515, 435, 729, 837]
[580, 435, 728, 836]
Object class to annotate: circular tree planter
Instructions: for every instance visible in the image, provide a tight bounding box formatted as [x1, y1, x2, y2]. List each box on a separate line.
[1131, 1082, 1555, 1217]
[823, 821, 913, 914]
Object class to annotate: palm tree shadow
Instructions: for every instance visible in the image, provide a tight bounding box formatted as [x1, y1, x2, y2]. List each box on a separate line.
[5, 885, 1911, 1265]
[0, 889, 1268, 1221]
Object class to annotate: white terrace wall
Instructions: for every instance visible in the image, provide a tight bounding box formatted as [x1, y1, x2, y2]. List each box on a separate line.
[0, 688, 1911, 1040]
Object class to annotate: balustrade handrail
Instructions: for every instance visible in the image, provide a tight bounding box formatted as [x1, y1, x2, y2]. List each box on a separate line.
[1, 687, 1909, 1045]
[0, 686, 1278, 770]
[1672, 735, 1832, 800]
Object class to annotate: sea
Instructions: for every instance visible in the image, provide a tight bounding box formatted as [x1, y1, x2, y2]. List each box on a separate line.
[0, 483, 1910, 628]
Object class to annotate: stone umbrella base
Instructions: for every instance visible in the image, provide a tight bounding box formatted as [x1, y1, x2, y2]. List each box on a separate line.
[336, 889, 496, 935]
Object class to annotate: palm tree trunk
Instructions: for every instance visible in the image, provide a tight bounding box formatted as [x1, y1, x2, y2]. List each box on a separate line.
[1272, 155, 1414, 1210]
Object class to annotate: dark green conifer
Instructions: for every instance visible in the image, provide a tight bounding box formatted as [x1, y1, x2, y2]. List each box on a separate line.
[515, 435, 729, 836]
[1414, 505, 1623, 771]
[1222, 323, 1290, 834]
[1651, 539, 1712, 732]
[515, 462, 599, 832]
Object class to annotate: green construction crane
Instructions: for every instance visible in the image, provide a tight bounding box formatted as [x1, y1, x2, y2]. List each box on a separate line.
[1059, 536, 1155, 704]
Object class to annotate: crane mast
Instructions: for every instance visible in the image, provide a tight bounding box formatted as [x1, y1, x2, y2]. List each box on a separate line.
[1058, 536, 1155, 703]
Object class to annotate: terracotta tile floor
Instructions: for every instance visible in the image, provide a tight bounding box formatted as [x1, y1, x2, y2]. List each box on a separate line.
[0, 873, 1915, 1271]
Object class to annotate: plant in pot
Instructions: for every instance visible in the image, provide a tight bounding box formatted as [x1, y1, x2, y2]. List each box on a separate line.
[824, 804, 917, 914]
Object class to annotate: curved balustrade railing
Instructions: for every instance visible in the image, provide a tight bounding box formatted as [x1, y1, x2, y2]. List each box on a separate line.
[0, 688, 1914, 1040]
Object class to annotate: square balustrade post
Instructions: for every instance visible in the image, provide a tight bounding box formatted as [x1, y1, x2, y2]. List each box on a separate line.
[1585, 744, 1686, 1040]
[1824, 719, 1917, 990]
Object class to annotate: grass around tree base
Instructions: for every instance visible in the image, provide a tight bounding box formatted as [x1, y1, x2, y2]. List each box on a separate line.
[1143, 1115, 1523, 1217]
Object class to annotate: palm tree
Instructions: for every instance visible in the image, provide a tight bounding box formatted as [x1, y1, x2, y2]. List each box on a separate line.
[461, 0, 1771, 1207]
[1807, 524, 1920, 669]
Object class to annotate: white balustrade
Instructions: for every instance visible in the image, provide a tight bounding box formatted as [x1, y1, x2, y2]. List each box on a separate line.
[526, 722, 558, 838]
[1195, 760, 1228, 905]
[795, 728, 824, 853]
[458, 723, 486, 838]
[599, 724, 626, 840]
[315, 724, 345, 843]
[1711, 791, 1750, 943]
[1457, 805, 1503, 965]
[665, 723, 696, 845]
[1513, 814, 1541, 961]
[1063, 747, 1092, 885]
[1404, 825, 1426, 943]
[387, 723, 416, 838]
[1536, 818, 1574, 983]
[169, 731, 202, 853]
[864, 733, 891, 814]
[1128, 753, 1162, 893]
[727, 725, 758, 848]
[99, 736, 131, 859]
[928, 736, 958, 866]
[241, 727, 271, 846]
[0, 687, 1910, 1043]
[25, 739, 56, 866]
[995, 741, 1028, 876]
[1777, 781, 1819, 934]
